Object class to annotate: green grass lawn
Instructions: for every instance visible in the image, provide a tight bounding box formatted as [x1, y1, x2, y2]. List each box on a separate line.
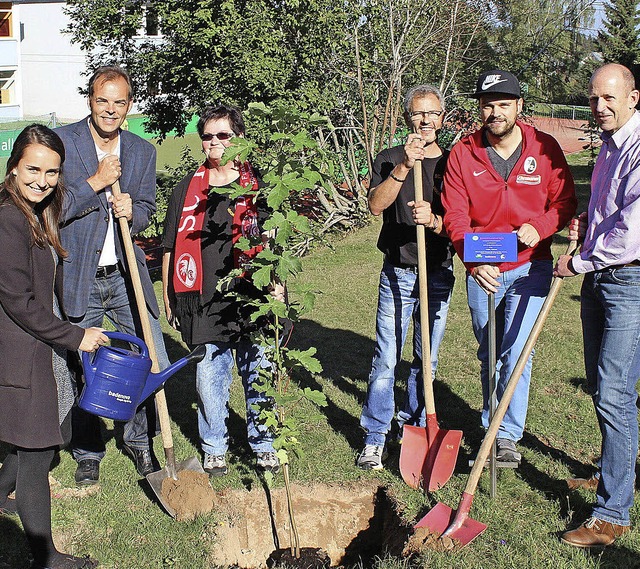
[153, 133, 202, 173]
[3, 151, 639, 568]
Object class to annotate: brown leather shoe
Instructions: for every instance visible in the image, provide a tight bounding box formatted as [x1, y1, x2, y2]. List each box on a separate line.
[566, 475, 599, 491]
[561, 517, 630, 548]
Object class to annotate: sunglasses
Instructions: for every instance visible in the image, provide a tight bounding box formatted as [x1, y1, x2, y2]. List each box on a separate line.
[200, 131, 235, 141]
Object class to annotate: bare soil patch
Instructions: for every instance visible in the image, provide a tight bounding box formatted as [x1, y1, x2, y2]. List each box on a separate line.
[161, 469, 215, 521]
[49, 475, 100, 500]
[209, 481, 411, 568]
[267, 547, 331, 569]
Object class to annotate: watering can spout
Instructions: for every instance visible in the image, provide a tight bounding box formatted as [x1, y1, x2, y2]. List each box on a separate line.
[139, 344, 207, 402]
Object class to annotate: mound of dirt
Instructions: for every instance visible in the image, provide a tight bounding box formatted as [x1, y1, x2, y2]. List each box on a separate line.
[402, 526, 459, 555]
[161, 469, 215, 521]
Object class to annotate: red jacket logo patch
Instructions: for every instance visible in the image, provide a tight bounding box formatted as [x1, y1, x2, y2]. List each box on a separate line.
[516, 174, 541, 185]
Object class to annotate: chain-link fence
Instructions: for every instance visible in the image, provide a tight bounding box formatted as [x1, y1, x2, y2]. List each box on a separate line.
[530, 103, 592, 122]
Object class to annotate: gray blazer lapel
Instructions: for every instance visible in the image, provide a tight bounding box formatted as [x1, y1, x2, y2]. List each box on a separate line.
[118, 130, 136, 194]
[74, 119, 99, 179]
[75, 119, 109, 212]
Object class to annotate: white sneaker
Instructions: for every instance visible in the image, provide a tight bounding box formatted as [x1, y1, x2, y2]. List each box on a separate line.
[256, 451, 280, 474]
[203, 453, 228, 477]
[496, 438, 521, 464]
[356, 444, 387, 470]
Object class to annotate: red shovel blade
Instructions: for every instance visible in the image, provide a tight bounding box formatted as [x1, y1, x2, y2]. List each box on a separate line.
[414, 493, 487, 548]
[400, 424, 463, 492]
[399, 425, 428, 489]
[424, 427, 463, 492]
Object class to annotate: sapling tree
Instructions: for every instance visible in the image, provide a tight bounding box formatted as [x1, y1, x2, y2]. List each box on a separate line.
[216, 102, 332, 559]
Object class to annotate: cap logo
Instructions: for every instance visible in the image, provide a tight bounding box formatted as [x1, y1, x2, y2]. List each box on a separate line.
[481, 75, 508, 90]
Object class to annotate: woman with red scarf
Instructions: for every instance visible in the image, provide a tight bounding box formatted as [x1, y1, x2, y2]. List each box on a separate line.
[161, 105, 279, 478]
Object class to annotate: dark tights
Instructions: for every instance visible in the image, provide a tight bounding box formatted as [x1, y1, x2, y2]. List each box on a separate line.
[0, 446, 66, 567]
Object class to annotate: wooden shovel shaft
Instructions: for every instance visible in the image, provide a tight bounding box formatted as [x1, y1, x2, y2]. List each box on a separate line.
[111, 181, 176, 475]
[488, 292, 497, 497]
[461, 240, 578, 497]
[413, 162, 436, 420]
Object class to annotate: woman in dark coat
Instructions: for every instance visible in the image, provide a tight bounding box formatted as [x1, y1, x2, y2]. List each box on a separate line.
[0, 125, 107, 569]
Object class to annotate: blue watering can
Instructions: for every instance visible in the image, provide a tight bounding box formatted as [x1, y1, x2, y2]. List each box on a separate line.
[79, 331, 206, 421]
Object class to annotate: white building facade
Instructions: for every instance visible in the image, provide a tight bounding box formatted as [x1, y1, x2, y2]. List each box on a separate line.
[1, 1, 158, 122]
[1, 0, 86, 121]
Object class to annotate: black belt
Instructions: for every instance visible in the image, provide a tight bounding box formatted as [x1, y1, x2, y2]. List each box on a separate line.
[95, 264, 119, 278]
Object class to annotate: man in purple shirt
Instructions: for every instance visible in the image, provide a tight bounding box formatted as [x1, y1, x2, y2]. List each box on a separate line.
[555, 63, 640, 548]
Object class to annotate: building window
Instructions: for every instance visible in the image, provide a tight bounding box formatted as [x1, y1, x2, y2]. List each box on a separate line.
[145, 4, 159, 36]
[0, 3, 12, 38]
[0, 69, 16, 105]
[131, 3, 162, 38]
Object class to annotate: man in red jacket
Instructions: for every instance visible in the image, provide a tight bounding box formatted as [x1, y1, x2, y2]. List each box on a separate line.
[442, 69, 576, 464]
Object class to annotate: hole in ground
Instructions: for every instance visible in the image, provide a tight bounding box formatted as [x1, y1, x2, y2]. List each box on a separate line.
[209, 481, 411, 568]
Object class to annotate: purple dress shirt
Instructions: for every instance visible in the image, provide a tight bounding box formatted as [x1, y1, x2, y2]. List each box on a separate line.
[573, 111, 640, 273]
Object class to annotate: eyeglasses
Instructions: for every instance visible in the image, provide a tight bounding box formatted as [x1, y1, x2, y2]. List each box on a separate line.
[200, 132, 235, 141]
[409, 110, 444, 120]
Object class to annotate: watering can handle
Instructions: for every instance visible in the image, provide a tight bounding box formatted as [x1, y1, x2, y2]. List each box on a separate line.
[103, 331, 149, 358]
[80, 349, 96, 384]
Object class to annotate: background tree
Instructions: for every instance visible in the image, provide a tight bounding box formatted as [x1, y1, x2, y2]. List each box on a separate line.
[483, 0, 596, 104]
[64, 0, 486, 235]
[597, 0, 640, 68]
[64, 0, 599, 239]
[64, 0, 356, 137]
[350, 0, 486, 155]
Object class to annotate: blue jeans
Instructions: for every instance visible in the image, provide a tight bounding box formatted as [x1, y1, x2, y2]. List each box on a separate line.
[467, 260, 552, 442]
[196, 341, 275, 455]
[581, 267, 640, 526]
[360, 261, 455, 446]
[71, 267, 170, 462]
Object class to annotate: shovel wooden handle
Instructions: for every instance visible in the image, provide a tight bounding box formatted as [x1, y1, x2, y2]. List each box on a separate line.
[413, 162, 436, 420]
[111, 180, 177, 478]
[463, 239, 579, 496]
[487, 291, 497, 497]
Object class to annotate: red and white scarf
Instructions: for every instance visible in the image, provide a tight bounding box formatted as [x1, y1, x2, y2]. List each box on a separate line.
[173, 162, 261, 299]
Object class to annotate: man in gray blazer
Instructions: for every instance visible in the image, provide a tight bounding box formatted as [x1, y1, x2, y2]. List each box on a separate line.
[56, 66, 170, 485]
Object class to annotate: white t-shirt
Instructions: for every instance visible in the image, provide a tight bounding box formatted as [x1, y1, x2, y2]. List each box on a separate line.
[95, 137, 121, 267]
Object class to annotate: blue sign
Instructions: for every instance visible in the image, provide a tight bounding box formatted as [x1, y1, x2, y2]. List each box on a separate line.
[463, 232, 518, 263]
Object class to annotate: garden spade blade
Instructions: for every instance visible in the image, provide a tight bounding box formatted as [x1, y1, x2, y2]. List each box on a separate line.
[400, 425, 428, 489]
[425, 427, 463, 491]
[401, 417, 463, 491]
[399, 161, 461, 492]
[414, 495, 487, 547]
[146, 455, 207, 518]
[412, 240, 576, 548]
